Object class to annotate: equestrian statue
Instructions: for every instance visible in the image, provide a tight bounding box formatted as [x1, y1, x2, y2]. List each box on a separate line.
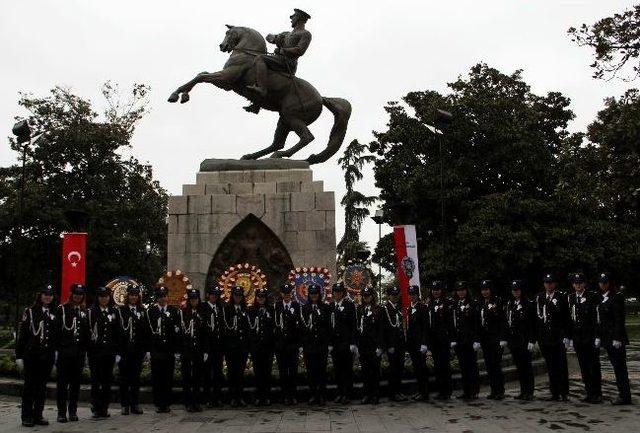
[168, 9, 352, 164]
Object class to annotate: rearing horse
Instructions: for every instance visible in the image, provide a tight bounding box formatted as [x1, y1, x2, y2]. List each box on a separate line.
[168, 25, 351, 164]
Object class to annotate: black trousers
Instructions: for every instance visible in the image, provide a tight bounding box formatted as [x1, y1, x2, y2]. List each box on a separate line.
[252, 348, 274, 399]
[509, 343, 534, 396]
[118, 350, 145, 408]
[431, 343, 452, 397]
[387, 347, 405, 396]
[605, 344, 631, 401]
[481, 339, 504, 395]
[574, 341, 602, 398]
[408, 347, 429, 396]
[276, 344, 299, 396]
[332, 346, 354, 398]
[304, 348, 328, 395]
[89, 352, 115, 415]
[56, 353, 84, 416]
[540, 343, 569, 397]
[181, 353, 204, 407]
[150, 352, 175, 409]
[359, 348, 380, 398]
[203, 348, 224, 403]
[455, 343, 479, 397]
[226, 349, 248, 400]
[21, 352, 54, 422]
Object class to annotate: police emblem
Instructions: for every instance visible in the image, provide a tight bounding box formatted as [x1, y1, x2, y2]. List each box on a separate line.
[343, 259, 372, 300]
[217, 263, 267, 304]
[288, 266, 332, 304]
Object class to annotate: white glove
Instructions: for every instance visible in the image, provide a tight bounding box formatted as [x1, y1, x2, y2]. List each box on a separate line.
[499, 340, 508, 349]
[299, 347, 304, 356]
[145, 352, 150, 362]
[594, 338, 601, 348]
[203, 353, 208, 362]
[328, 346, 333, 354]
[115, 355, 121, 364]
[349, 344, 358, 355]
[420, 344, 428, 354]
[375, 348, 383, 357]
[54, 351, 59, 364]
[563, 338, 573, 350]
[175, 353, 181, 361]
[472, 342, 481, 352]
[16, 359, 24, 370]
[612, 340, 623, 349]
[388, 347, 395, 354]
[450, 341, 458, 349]
[527, 342, 534, 352]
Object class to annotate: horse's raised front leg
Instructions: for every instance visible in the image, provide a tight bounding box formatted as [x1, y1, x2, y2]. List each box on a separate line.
[241, 118, 290, 160]
[168, 71, 229, 103]
[270, 118, 314, 159]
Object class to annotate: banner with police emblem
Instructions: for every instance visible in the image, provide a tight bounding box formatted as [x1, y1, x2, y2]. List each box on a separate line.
[393, 225, 421, 317]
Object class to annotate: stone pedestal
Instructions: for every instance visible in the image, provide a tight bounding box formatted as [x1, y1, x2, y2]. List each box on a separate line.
[167, 160, 336, 292]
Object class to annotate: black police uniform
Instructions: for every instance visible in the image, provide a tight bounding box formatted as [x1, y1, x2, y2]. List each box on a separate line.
[426, 283, 454, 399]
[248, 292, 275, 405]
[568, 275, 602, 402]
[534, 277, 570, 400]
[274, 285, 302, 404]
[178, 292, 207, 412]
[146, 288, 180, 412]
[406, 286, 430, 400]
[201, 287, 225, 407]
[55, 285, 90, 421]
[380, 291, 407, 401]
[300, 289, 331, 404]
[88, 289, 121, 418]
[223, 290, 250, 406]
[596, 276, 631, 404]
[356, 290, 382, 404]
[329, 284, 357, 403]
[505, 281, 535, 400]
[477, 284, 506, 399]
[116, 289, 149, 414]
[451, 285, 480, 400]
[16, 287, 58, 426]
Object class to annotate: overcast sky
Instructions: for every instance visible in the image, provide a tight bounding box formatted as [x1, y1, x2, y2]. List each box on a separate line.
[0, 0, 636, 268]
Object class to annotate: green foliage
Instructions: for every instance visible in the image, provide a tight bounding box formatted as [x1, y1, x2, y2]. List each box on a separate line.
[568, 5, 640, 80]
[0, 84, 168, 322]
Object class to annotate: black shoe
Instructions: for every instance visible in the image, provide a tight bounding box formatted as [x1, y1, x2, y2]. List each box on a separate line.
[544, 395, 559, 402]
[318, 396, 325, 406]
[68, 414, 79, 422]
[390, 393, 407, 402]
[590, 395, 603, 404]
[371, 396, 379, 405]
[131, 406, 143, 415]
[334, 395, 343, 404]
[413, 393, 429, 401]
[34, 418, 49, 426]
[121, 407, 130, 415]
[290, 397, 298, 406]
[612, 397, 632, 405]
[230, 399, 238, 408]
[21, 420, 34, 428]
[486, 393, 496, 400]
[361, 396, 371, 405]
[308, 397, 318, 405]
[263, 398, 271, 406]
[514, 394, 524, 400]
[522, 394, 534, 401]
[341, 397, 351, 404]
[193, 404, 202, 412]
[237, 399, 247, 407]
[456, 393, 469, 400]
[494, 394, 505, 401]
[283, 397, 291, 406]
[560, 395, 569, 402]
[436, 394, 450, 401]
[57, 415, 68, 423]
[155, 406, 170, 414]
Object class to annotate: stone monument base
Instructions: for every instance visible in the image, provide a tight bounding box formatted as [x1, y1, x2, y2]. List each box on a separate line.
[167, 159, 336, 293]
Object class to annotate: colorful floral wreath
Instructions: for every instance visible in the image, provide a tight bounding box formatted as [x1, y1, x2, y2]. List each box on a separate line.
[217, 263, 267, 304]
[287, 266, 332, 304]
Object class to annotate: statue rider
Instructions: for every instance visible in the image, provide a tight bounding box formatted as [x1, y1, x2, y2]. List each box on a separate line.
[245, 8, 312, 113]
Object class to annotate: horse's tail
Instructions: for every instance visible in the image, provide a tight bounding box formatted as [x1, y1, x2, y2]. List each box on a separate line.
[306, 97, 352, 164]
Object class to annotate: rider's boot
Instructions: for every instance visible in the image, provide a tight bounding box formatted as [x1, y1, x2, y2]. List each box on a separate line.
[243, 103, 261, 114]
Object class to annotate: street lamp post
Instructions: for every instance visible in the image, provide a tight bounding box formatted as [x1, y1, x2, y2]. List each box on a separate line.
[371, 209, 384, 299]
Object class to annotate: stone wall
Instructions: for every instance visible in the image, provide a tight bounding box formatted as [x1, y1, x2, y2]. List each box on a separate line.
[167, 168, 336, 290]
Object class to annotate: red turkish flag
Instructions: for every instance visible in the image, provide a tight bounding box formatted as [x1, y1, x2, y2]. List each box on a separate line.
[61, 232, 87, 301]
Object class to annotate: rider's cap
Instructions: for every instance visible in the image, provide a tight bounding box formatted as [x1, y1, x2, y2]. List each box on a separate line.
[280, 283, 294, 294]
[186, 288, 200, 299]
[155, 286, 168, 297]
[256, 288, 268, 298]
[455, 281, 468, 290]
[479, 279, 493, 290]
[511, 280, 523, 290]
[408, 285, 420, 296]
[126, 283, 140, 295]
[332, 282, 346, 293]
[293, 8, 311, 20]
[70, 284, 85, 296]
[431, 280, 445, 291]
[207, 286, 222, 296]
[386, 286, 400, 296]
[598, 272, 611, 283]
[543, 273, 556, 283]
[232, 286, 245, 297]
[571, 273, 586, 284]
[361, 287, 374, 297]
[40, 285, 54, 296]
[96, 286, 110, 297]
[307, 284, 321, 295]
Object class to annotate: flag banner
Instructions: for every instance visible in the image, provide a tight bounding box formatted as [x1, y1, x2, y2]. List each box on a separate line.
[61, 232, 87, 301]
[393, 225, 421, 318]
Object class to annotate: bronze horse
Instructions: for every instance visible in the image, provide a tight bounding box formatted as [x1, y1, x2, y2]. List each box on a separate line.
[168, 26, 351, 164]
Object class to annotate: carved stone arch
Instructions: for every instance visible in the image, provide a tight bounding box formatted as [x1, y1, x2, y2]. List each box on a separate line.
[205, 213, 294, 293]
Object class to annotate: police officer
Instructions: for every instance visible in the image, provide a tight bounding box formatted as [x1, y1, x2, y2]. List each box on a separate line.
[248, 288, 275, 406]
[16, 285, 57, 427]
[201, 285, 225, 407]
[596, 272, 631, 405]
[301, 284, 331, 405]
[223, 286, 250, 407]
[88, 286, 120, 419]
[179, 288, 207, 412]
[506, 280, 535, 400]
[568, 273, 602, 403]
[356, 286, 383, 404]
[406, 285, 429, 401]
[426, 280, 453, 400]
[450, 281, 480, 401]
[380, 286, 407, 402]
[55, 283, 90, 423]
[116, 284, 148, 415]
[535, 273, 570, 401]
[329, 282, 357, 404]
[477, 279, 507, 400]
[146, 286, 180, 413]
[274, 283, 302, 405]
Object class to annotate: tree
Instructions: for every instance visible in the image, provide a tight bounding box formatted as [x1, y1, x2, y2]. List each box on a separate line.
[337, 139, 377, 262]
[568, 5, 640, 80]
[0, 83, 168, 322]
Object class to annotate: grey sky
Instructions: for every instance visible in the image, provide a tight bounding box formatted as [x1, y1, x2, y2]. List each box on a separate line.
[0, 0, 635, 270]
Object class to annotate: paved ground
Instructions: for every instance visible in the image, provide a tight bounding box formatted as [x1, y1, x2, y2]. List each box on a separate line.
[0, 346, 638, 433]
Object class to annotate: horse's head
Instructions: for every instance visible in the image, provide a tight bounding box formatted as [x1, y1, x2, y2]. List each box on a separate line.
[219, 25, 266, 54]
